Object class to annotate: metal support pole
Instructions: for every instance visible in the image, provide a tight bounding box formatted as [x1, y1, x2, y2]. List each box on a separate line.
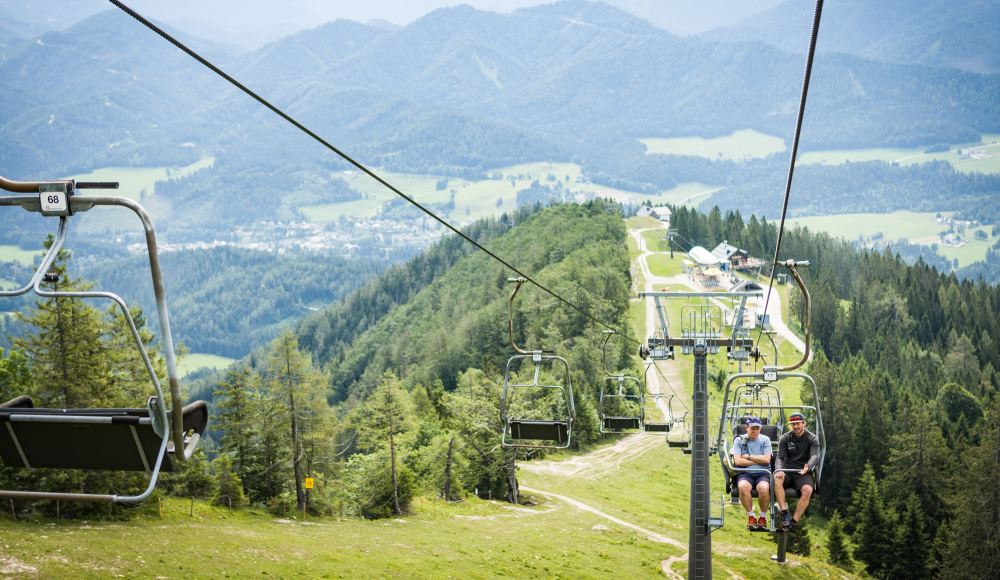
[773, 532, 788, 563]
[688, 340, 711, 580]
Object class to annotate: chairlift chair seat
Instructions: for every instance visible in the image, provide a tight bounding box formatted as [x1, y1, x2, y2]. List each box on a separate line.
[0, 396, 207, 472]
[508, 419, 569, 443]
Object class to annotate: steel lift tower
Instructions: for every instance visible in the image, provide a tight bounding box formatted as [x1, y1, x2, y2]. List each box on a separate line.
[639, 290, 761, 580]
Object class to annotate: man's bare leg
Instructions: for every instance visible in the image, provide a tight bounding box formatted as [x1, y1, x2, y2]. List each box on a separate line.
[792, 486, 813, 521]
[774, 472, 787, 511]
[737, 480, 753, 513]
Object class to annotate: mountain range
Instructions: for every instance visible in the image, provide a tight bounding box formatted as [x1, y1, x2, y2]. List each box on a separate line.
[1, 0, 998, 233]
[701, 0, 1000, 75]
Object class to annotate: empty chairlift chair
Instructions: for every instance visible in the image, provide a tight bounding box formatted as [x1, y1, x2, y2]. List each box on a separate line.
[598, 331, 644, 434]
[500, 278, 576, 449]
[0, 175, 208, 503]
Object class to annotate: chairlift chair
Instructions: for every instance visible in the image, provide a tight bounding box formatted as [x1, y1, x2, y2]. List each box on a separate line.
[500, 278, 576, 449]
[715, 260, 826, 533]
[0, 176, 207, 503]
[598, 331, 643, 434]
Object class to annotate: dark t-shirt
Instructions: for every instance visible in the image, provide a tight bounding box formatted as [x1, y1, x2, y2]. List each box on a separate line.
[776, 429, 819, 471]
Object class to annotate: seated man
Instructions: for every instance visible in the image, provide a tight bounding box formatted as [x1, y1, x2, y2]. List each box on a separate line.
[732, 416, 772, 530]
[774, 412, 820, 533]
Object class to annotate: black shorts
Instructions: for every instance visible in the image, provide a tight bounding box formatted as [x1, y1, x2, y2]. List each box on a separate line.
[736, 472, 770, 488]
[780, 471, 815, 492]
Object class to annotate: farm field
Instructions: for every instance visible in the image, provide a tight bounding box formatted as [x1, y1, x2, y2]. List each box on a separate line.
[639, 129, 787, 161]
[67, 157, 216, 201]
[778, 211, 999, 267]
[178, 352, 236, 378]
[65, 157, 216, 234]
[0, 245, 41, 266]
[796, 133, 1000, 174]
[303, 161, 714, 225]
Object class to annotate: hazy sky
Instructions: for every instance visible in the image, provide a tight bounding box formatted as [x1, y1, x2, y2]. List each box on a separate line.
[112, 0, 787, 50]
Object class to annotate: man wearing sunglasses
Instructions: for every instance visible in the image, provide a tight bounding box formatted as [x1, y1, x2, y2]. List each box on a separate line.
[774, 412, 819, 533]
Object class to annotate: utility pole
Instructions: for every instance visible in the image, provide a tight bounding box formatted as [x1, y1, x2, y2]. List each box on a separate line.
[663, 229, 678, 259]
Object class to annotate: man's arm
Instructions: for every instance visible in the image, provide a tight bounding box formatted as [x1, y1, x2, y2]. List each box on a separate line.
[733, 437, 753, 467]
[752, 437, 772, 466]
[775, 434, 787, 471]
[805, 432, 820, 471]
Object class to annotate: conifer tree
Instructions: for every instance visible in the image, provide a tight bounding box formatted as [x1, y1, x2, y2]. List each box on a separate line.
[0, 347, 31, 402]
[212, 368, 260, 493]
[357, 370, 413, 515]
[890, 496, 929, 580]
[213, 455, 247, 509]
[102, 303, 171, 407]
[14, 236, 108, 408]
[851, 463, 895, 578]
[786, 517, 812, 557]
[883, 402, 951, 537]
[825, 510, 851, 568]
[266, 329, 325, 510]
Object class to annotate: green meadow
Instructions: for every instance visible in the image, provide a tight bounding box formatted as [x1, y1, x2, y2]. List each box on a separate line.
[796, 134, 1000, 174]
[779, 211, 1000, 267]
[0, 245, 42, 266]
[177, 353, 237, 379]
[639, 129, 787, 161]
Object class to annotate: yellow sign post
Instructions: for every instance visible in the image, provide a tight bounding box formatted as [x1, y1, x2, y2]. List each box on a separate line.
[305, 478, 314, 489]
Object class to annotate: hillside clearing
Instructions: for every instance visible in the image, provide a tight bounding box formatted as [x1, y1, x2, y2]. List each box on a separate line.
[640, 130, 787, 161]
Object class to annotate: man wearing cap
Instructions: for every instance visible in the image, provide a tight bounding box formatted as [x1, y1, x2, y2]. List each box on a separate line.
[732, 416, 772, 530]
[774, 412, 820, 533]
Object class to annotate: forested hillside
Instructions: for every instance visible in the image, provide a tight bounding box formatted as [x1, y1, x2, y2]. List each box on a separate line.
[79, 247, 385, 357]
[702, 0, 1000, 75]
[644, 203, 999, 577]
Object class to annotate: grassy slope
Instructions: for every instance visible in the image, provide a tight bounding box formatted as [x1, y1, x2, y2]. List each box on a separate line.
[796, 134, 1000, 174]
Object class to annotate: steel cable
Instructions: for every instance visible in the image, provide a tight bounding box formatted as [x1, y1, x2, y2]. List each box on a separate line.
[108, 0, 641, 345]
[753, 0, 824, 353]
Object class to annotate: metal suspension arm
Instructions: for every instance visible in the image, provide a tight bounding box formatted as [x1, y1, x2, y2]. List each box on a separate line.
[775, 260, 810, 372]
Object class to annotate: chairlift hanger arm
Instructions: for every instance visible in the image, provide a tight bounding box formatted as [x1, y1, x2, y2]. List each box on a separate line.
[775, 260, 810, 372]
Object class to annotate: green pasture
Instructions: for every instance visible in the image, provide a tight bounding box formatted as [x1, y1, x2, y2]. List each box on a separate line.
[640, 129, 787, 161]
[0, 280, 19, 290]
[778, 211, 999, 267]
[0, 245, 42, 266]
[67, 157, 216, 201]
[797, 133, 1000, 174]
[177, 353, 237, 378]
[626, 216, 662, 229]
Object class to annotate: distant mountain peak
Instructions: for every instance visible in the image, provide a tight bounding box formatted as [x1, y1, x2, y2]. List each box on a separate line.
[364, 19, 401, 32]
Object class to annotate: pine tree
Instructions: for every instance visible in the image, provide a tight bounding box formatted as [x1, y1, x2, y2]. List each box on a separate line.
[786, 517, 812, 557]
[213, 455, 247, 509]
[937, 401, 1000, 580]
[883, 403, 951, 538]
[826, 510, 851, 568]
[266, 329, 325, 510]
[0, 347, 32, 402]
[101, 302, 171, 407]
[14, 236, 108, 408]
[357, 370, 413, 515]
[212, 368, 260, 492]
[851, 463, 895, 579]
[890, 496, 928, 580]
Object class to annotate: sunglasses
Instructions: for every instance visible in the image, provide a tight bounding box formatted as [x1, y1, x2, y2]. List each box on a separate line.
[789, 420, 805, 425]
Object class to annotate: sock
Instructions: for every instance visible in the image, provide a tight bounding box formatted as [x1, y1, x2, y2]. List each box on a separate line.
[748, 510, 755, 517]
[781, 508, 788, 515]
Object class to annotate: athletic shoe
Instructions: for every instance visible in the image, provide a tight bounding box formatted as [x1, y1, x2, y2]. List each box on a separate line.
[788, 518, 798, 533]
[747, 515, 757, 530]
[757, 516, 767, 531]
[781, 510, 791, 533]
